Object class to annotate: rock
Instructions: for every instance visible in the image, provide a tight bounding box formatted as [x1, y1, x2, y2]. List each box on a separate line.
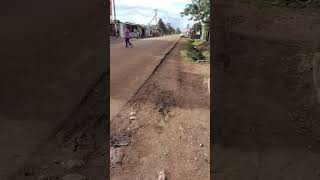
[158, 170, 166, 180]
[200, 144, 204, 147]
[179, 125, 184, 131]
[62, 159, 85, 169]
[63, 174, 87, 180]
[110, 147, 124, 165]
[129, 116, 136, 120]
[129, 112, 136, 116]
[111, 132, 131, 147]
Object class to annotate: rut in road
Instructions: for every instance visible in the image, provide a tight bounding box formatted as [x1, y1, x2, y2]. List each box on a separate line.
[111, 39, 210, 180]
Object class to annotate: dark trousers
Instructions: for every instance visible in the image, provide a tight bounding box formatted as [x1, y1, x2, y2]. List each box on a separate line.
[125, 38, 132, 47]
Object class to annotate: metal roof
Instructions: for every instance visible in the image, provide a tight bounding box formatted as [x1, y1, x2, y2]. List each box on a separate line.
[120, 22, 161, 30]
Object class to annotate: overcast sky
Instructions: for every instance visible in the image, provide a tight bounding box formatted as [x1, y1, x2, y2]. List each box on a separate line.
[112, 0, 195, 31]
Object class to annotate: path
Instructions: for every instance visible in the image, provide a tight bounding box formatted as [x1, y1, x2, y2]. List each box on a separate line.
[110, 35, 180, 119]
[111, 39, 210, 180]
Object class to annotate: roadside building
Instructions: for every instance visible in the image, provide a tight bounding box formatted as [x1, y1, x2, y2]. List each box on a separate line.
[118, 22, 138, 38]
[115, 22, 161, 38]
[192, 23, 202, 39]
[184, 28, 192, 37]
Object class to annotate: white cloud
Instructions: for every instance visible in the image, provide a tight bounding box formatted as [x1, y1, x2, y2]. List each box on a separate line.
[112, 0, 196, 30]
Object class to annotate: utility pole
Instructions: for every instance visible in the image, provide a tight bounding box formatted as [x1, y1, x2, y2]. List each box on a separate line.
[154, 9, 158, 28]
[148, 9, 158, 28]
[112, 0, 118, 37]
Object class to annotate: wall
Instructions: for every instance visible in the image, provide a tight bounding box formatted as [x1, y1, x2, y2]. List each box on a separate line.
[0, 0, 106, 177]
[314, 52, 320, 104]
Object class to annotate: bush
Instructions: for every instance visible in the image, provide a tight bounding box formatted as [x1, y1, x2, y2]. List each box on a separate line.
[183, 40, 205, 61]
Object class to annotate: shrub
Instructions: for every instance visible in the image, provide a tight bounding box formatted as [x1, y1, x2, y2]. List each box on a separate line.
[183, 40, 205, 61]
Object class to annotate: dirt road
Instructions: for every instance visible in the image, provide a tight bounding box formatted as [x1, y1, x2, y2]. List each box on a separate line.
[111, 39, 210, 179]
[110, 35, 180, 119]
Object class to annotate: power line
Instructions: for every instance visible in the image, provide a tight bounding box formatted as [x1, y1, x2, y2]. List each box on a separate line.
[148, 9, 158, 27]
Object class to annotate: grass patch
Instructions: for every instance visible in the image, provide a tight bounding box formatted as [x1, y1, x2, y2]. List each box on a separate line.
[191, 39, 205, 47]
[181, 39, 206, 62]
[203, 50, 210, 60]
[180, 50, 197, 64]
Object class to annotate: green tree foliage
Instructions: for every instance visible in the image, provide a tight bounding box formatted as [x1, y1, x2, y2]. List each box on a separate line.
[176, 28, 181, 33]
[193, 22, 201, 31]
[158, 18, 180, 35]
[166, 23, 176, 34]
[158, 18, 167, 34]
[180, 0, 210, 26]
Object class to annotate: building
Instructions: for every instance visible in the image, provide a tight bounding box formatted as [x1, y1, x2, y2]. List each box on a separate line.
[192, 23, 202, 39]
[118, 22, 160, 38]
[184, 28, 192, 37]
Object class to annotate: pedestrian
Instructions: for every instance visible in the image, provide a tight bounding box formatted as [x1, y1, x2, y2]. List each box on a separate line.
[124, 27, 133, 48]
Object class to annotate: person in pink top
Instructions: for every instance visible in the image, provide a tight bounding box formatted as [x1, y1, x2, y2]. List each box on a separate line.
[124, 27, 133, 47]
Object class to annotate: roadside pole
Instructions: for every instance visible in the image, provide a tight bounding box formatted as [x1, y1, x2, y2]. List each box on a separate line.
[113, 0, 118, 37]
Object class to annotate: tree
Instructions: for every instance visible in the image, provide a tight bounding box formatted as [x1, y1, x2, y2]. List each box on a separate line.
[158, 18, 167, 35]
[166, 23, 175, 34]
[181, 0, 210, 41]
[176, 28, 181, 34]
[180, 0, 210, 26]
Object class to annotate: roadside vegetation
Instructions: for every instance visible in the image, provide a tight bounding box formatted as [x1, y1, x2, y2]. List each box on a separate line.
[157, 18, 180, 35]
[181, 0, 210, 41]
[180, 0, 210, 64]
[181, 39, 210, 63]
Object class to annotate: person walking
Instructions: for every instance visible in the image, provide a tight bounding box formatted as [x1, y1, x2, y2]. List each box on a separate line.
[124, 27, 133, 48]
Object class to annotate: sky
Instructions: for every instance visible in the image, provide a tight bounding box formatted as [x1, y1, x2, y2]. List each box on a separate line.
[111, 0, 195, 31]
